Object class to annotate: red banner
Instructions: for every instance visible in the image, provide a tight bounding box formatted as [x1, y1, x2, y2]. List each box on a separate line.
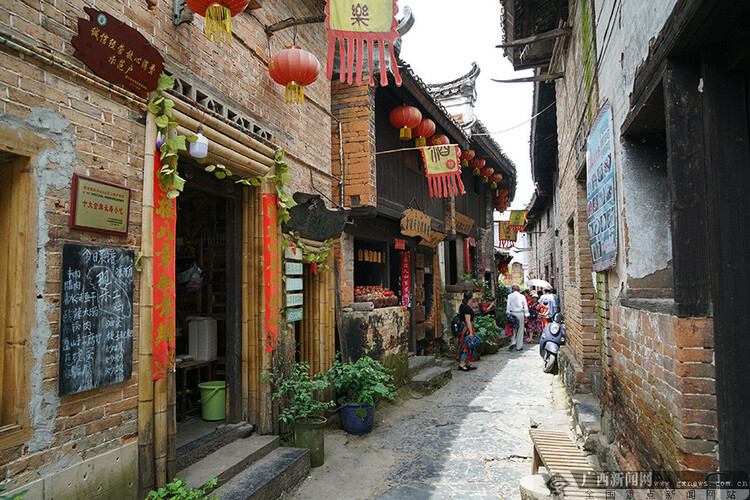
[153, 154, 176, 380]
[263, 193, 280, 352]
[401, 251, 411, 307]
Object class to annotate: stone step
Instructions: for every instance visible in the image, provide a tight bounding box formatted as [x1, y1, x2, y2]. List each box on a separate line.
[212, 447, 310, 500]
[180, 434, 279, 490]
[409, 365, 452, 393]
[407, 355, 436, 378]
[177, 423, 255, 472]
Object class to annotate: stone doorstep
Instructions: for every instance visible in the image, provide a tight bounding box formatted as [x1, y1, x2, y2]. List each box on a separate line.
[180, 435, 279, 490]
[407, 355, 437, 378]
[409, 365, 453, 393]
[177, 423, 254, 472]
[212, 447, 310, 500]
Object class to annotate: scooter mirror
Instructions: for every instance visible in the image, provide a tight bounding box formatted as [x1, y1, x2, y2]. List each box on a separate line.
[554, 313, 565, 323]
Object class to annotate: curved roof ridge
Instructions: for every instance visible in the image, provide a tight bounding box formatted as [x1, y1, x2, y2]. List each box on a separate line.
[425, 62, 481, 91]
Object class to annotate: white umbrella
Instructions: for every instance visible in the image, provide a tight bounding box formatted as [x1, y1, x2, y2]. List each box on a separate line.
[526, 278, 551, 288]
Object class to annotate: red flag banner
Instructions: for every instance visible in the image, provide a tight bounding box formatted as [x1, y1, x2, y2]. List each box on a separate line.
[153, 154, 176, 380]
[497, 221, 517, 248]
[509, 210, 528, 232]
[263, 193, 280, 352]
[419, 145, 465, 198]
[325, 0, 401, 87]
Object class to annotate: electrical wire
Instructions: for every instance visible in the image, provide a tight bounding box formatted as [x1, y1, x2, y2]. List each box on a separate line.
[471, 100, 557, 137]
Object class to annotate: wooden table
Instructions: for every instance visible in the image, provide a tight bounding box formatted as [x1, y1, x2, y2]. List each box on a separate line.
[175, 358, 217, 422]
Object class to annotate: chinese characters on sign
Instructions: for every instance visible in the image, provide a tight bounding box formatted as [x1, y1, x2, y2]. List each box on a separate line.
[497, 221, 517, 248]
[285, 247, 304, 323]
[71, 7, 164, 98]
[153, 156, 176, 380]
[586, 101, 618, 272]
[418, 230, 446, 249]
[400, 251, 411, 307]
[508, 210, 528, 232]
[418, 145, 466, 198]
[394, 238, 406, 250]
[401, 209, 431, 239]
[454, 212, 474, 235]
[70, 174, 131, 236]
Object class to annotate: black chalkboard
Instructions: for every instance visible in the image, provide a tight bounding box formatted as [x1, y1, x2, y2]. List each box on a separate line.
[59, 243, 134, 396]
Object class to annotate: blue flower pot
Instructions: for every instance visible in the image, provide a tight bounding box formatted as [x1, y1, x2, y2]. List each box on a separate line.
[341, 403, 375, 435]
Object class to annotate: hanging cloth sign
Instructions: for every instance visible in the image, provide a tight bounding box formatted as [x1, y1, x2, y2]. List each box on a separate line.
[263, 193, 281, 351]
[418, 145, 465, 198]
[497, 221, 517, 248]
[153, 154, 176, 380]
[508, 210, 528, 232]
[325, 0, 401, 87]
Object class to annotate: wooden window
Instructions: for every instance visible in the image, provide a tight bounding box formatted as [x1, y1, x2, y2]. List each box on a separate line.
[0, 151, 34, 449]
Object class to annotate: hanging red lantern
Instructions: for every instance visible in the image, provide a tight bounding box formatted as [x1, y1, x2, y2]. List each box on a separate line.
[460, 149, 475, 168]
[427, 133, 450, 146]
[498, 188, 509, 197]
[490, 173, 503, 188]
[269, 46, 320, 104]
[184, 0, 250, 44]
[413, 118, 436, 147]
[470, 158, 485, 176]
[390, 105, 422, 140]
[480, 166, 494, 183]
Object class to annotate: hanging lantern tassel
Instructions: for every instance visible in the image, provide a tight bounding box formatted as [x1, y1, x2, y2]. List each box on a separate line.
[415, 137, 426, 147]
[205, 3, 232, 44]
[400, 127, 412, 140]
[285, 81, 305, 104]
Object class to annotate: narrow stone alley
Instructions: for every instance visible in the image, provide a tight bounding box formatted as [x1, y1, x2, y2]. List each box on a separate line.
[287, 349, 573, 500]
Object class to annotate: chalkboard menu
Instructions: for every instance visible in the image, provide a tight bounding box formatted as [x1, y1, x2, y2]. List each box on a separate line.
[59, 243, 134, 396]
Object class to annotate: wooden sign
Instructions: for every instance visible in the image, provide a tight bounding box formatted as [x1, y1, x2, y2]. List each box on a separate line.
[286, 277, 303, 291]
[285, 262, 303, 275]
[416, 269, 425, 285]
[284, 193, 347, 241]
[416, 254, 425, 268]
[286, 293, 303, 307]
[415, 305, 426, 322]
[285, 246, 303, 260]
[455, 212, 475, 235]
[59, 244, 134, 396]
[419, 230, 446, 249]
[415, 286, 425, 302]
[400, 251, 411, 307]
[287, 308, 303, 323]
[401, 209, 431, 239]
[71, 7, 164, 98]
[394, 238, 406, 250]
[70, 174, 131, 236]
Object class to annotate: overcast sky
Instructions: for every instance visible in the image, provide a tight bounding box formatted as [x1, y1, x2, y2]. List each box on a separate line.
[397, 0, 535, 215]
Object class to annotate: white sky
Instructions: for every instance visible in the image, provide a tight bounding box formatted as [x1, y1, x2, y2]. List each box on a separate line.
[397, 0, 535, 215]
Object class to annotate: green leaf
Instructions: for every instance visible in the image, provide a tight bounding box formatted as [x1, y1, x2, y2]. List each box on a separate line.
[134, 251, 143, 272]
[166, 189, 180, 199]
[173, 174, 186, 192]
[205, 165, 216, 172]
[168, 135, 187, 151]
[215, 172, 226, 180]
[154, 115, 169, 129]
[163, 99, 174, 114]
[148, 102, 161, 115]
[157, 73, 175, 91]
[186, 134, 199, 143]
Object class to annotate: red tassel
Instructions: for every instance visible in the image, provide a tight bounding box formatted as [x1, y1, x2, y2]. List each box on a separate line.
[355, 37, 364, 85]
[367, 37, 375, 86]
[347, 36, 355, 84]
[312, 262, 317, 275]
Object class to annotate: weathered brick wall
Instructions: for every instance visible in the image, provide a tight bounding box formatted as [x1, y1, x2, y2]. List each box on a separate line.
[342, 307, 409, 360]
[609, 306, 717, 478]
[0, 0, 332, 494]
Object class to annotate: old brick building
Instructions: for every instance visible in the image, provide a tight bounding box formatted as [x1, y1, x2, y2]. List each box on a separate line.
[0, 0, 338, 498]
[502, 0, 749, 481]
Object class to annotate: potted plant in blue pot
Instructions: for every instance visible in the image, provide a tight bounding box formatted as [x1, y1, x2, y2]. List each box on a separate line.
[269, 362, 336, 467]
[328, 355, 396, 435]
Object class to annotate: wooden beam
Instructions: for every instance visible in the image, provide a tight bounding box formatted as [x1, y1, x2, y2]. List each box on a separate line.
[495, 27, 571, 49]
[492, 73, 563, 84]
[266, 16, 325, 35]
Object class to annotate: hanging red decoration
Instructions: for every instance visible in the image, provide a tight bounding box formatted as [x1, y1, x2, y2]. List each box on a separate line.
[498, 188, 509, 197]
[490, 173, 503, 188]
[413, 118, 436, 147]
[469, 157, 485, 175]
[184, 0, 250, 44]
[460, 149, 475, 168]
[389, 105, 422, 140]
[480, 166, 494, 183]
[325, 0, 401, 87]
[428, 134, 450, 146]
[269, 46, 320, 104]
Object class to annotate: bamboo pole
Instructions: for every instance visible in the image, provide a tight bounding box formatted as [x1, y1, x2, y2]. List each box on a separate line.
[241, 188, 250, 420]
[138, 96, 157, 496]
[174, 126, 268, 177]
[172, 109, 274, 169]
[248, 186, 259, 425]
[169, 93, 276, 159]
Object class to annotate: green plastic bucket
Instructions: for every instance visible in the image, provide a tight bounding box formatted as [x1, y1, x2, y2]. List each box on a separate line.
[197, 381, 226, 421]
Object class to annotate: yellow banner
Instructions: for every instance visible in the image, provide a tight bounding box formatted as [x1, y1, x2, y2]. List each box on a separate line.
[329, 0, 394, 32]
[509, 210, 527, 230]
[422, 145, 460, 175]
[497, 221, 517, 246]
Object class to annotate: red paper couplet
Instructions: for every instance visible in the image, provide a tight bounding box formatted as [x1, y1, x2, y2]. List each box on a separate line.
[153, 154, 176, 380]
[401, 251, 411, 307]
[263, 193, 280, 352]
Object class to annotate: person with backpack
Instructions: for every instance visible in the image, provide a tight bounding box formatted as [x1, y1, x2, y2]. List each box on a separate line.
[454, 290, 479, 371]
[506, 285, 529, 351]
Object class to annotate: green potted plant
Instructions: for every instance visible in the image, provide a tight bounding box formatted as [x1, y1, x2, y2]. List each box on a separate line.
[327, 355, 396, 435]
[145, 478, 217, 500]
[474, 314, 500, 354]
[269, 361, 336, 467]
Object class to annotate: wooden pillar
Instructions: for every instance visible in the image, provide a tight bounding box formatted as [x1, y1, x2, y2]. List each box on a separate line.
[663, 58, 711, 317]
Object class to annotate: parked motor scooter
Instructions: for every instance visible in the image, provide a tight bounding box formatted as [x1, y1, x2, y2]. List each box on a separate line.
[539, 313, 565, 373]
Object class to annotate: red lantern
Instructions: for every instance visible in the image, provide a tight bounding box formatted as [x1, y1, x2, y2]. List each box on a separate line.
[427, 134, 450, 146]
[490, 173, 503, 188]
[413, 118, 436, 147]
[460, 149, 475, 168]
[498, 188, 509, 197]
[269, 46, 320, 104]
[480, 166, 494, 183]
[185, 0, 250, 44]
[469, 158, 485, 176]
[390, 105, 422, 140]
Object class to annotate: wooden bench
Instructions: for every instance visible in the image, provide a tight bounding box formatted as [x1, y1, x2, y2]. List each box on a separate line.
[529, 428, 606, 498]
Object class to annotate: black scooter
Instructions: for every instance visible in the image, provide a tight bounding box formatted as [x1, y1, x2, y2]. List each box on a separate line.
[539, 313, 565, 373]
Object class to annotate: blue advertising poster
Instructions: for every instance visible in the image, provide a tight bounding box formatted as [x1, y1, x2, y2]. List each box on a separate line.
[586, 101, 617, 272]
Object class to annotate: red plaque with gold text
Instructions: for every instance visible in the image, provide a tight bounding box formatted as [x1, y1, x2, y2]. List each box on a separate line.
[72, 7, 164, 98]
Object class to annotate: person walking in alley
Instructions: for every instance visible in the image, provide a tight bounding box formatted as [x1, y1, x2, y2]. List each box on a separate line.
[527, 293, 547, 343]
[457, 290, 479, 371]
[540, 288, 559, 324]
[507, 285, 529, 351]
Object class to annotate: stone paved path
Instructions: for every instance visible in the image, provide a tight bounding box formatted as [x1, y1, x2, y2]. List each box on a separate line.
[285, 347, 574, 500]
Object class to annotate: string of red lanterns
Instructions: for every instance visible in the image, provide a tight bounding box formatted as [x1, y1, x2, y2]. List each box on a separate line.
[413, 118, 436, 147]
[390, 104, 422, 140]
